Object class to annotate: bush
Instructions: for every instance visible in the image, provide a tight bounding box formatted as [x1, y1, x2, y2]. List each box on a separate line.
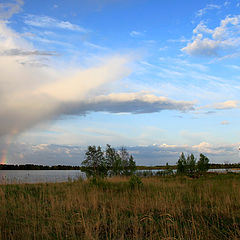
[129, 175, 143, 189]
[88, 177, 110, 189]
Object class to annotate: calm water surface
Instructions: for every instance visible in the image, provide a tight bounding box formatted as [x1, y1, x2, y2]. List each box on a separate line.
[0, 169, 239, 184]
[0, 170, 85, 184]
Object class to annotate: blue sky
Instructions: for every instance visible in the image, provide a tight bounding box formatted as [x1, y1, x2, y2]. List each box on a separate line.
[0, 0, 240, 165]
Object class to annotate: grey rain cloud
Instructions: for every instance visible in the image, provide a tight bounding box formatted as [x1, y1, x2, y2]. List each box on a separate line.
[60, 94, 195, 115]
[0, 92, 195, 138]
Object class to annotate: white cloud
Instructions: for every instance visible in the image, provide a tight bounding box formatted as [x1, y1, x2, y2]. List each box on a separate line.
[228, 64, 240, 70]
[198, 100, 239, 110]
[0, 0, 23, 20]
[168, 36, 189, 43]
[158, 46, 168, 51]
[130, 31, 143, 37]
[224, 1, 231, 7]
[24, 15, 87, 32]
[192, 142, 224, 154]
[4, 141, 239, 165]
[182, 16, 240, 57]
[196, 4, 221, 17]
[83, 41, 107, 50]
[213, 100, 238, 110]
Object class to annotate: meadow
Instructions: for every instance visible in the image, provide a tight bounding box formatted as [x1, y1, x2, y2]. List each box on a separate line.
[0, 173, 240, 240]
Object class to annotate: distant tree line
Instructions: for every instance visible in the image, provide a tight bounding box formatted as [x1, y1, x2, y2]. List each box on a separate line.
[208, 163, 240, 169]
[177, 153, 210, 177]
[81, 144, 136, 178]
[1, 152, 238, 173]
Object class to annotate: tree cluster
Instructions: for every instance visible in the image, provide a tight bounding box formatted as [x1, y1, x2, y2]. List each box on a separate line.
[177, 153, 209, 177]
[81, 144, 136, 178]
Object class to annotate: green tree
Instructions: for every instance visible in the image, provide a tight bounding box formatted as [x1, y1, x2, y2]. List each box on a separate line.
[119, 147, 136, 176]
[177, 152, 186, 174]
[112, 154, 123, 176]
[129, 155, 136, 175]
[82, 144, 137, 178]
[105, 144, 117, 168]
[186, 153, 196, 176]
[81, 146, 107, 178]
[197, 153, 209, 174]
[105, 144, 122, 176]
[119, 147, 130, 175]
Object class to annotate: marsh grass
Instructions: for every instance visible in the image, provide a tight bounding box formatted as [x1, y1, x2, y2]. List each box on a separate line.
[0, 174, 240, 239]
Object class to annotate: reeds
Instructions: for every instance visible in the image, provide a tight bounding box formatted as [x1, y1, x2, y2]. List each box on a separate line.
[0, 174, 240, 239]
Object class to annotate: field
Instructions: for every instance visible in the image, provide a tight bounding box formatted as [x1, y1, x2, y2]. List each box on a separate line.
[0, 174, 240, 239]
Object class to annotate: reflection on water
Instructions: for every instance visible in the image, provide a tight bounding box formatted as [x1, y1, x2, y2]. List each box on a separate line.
[0, 170, 85, 184]
[0, 169, 239, 184]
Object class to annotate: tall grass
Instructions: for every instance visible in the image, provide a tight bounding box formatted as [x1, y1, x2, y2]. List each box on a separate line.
[0, 174, 240, 239]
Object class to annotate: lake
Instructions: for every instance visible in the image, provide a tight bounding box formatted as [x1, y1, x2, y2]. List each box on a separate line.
[0, 170, 85, 184]
[0, 169, 239, 184]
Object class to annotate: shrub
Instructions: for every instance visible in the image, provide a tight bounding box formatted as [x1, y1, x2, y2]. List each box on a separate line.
[128, 175, 143, 189]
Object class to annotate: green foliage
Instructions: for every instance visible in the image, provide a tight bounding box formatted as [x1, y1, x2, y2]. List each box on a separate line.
[177, 152, 186, 174]
[177, 152, 210, 177]
[186, 153, 196, 177]
[82, 144, 136, 178]
[197, 153, 210, 174]
[120, 147, 136, 176]
[128, 175, 143, 189]
[81, 146, 108, 178]
[105, 144, 122, 176]
[129, 155, 137, 175]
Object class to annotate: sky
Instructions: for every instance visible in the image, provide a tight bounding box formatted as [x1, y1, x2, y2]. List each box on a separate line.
[0, 0, 240, 166]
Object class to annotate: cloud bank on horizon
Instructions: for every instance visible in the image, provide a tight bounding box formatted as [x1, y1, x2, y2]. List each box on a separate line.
[3, 141, 240, 166]
[0, 0, 240, 165]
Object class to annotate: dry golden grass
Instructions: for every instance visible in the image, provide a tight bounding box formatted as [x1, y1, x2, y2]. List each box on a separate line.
[0, 174, 240, 239]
